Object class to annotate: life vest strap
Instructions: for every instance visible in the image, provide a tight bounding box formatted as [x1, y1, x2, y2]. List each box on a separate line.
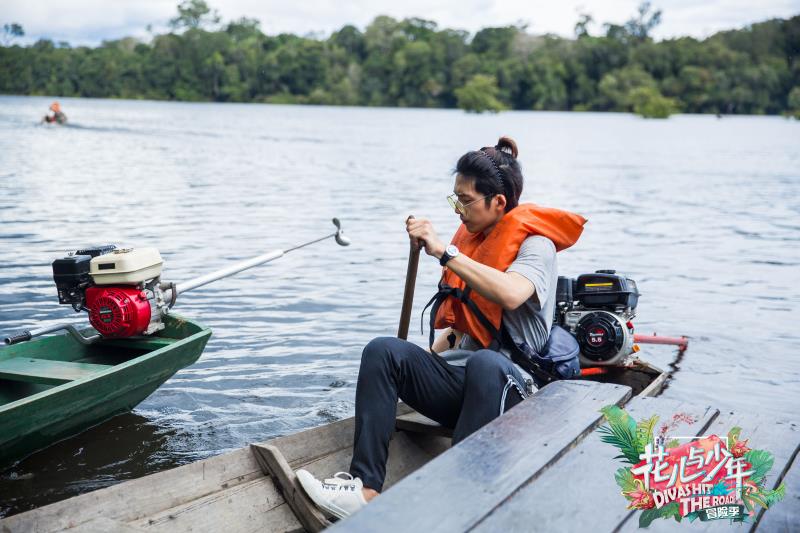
[422, 284, 502, 355]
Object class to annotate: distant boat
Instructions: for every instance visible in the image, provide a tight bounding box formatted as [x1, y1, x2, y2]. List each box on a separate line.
[42, 114, 67, 125]
[42, 101, 67, 124]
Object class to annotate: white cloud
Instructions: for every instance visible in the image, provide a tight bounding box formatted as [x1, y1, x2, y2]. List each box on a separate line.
[3, 0, 798, 46]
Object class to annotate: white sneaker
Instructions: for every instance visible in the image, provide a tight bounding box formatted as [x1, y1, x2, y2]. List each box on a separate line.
[296, 470, 368, 519]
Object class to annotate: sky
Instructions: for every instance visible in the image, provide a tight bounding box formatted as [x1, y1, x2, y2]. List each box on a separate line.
[3, 0, 799, 47]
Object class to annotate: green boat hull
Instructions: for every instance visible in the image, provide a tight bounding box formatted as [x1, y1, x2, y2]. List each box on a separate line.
[0, 314, 211, 468]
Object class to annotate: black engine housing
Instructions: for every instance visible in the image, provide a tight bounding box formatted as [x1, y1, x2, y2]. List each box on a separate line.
[51, 245, 116, 308]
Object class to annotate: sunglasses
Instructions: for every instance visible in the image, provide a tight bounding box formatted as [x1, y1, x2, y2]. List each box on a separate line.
[447, 193, 494, 216]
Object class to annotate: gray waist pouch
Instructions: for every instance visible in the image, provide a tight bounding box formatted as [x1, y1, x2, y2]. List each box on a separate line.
[512, 325, 581, 386]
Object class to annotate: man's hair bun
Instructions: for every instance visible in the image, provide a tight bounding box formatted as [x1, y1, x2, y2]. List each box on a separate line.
[495, 136, 518, 159]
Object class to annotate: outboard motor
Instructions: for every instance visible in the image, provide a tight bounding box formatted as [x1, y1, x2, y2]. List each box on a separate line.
[554, 270, 640, 366]
[52, 246, 171, 337]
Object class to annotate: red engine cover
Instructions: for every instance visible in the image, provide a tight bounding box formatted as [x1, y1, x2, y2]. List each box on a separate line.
[85, 286, 152, 337]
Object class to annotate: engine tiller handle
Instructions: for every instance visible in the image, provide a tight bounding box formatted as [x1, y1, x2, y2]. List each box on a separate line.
[4, 331, 32, 345]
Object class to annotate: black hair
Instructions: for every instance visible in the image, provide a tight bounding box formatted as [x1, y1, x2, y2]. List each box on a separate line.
[454, 136, 523, 213]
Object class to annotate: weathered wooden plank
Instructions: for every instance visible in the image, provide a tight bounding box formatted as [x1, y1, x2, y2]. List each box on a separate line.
[0, 447, 263, 532]
[0, 358, 111, 385]
[328, 380, 632, 533]
[471, 396, 718, 533]
[251, 444, 332, 533]
[396, 411, 453, 437]
[639, 369, 668, 397]
[754, 445, 800, 532]
[65, 517, 148, 532]
[615, 412, 799, 533]
[129, 477, 299, 533]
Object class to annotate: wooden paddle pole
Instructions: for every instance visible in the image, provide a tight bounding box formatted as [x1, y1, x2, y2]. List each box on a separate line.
[398, 216, 421, 340]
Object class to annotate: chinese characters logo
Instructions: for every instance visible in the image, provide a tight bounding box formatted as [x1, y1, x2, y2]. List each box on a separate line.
[599, 406, 786, 527]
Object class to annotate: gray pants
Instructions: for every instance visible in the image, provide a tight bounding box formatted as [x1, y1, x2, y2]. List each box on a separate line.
[349, 336, 529, 491]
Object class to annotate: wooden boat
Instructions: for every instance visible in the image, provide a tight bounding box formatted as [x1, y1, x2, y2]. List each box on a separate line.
[0, 314, 211, 468]
[0, 358, 666, 532]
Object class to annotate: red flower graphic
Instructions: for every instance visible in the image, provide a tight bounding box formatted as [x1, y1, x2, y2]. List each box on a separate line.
[731, 438, 751, 458]
[624, 480, 656, 510]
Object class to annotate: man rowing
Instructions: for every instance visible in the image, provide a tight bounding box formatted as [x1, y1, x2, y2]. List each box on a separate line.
[297, 136, 586, 519]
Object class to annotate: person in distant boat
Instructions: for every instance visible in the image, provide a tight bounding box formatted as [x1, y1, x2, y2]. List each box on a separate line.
[43, 101, 67, 124]
[296, 136, 587, 519]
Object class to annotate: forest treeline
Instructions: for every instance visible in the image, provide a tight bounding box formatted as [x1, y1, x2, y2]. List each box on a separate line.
[1, 1, 799, 116]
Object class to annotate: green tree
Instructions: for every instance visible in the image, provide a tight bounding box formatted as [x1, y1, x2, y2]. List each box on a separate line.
[225, 17, 261, 42]
[625, 2, 662, 42]
[471, 26, 519, 58]
[629, 86, 679, 117]
[2, 23, 24, 46]
[330, 25, 365, 60]
[574, 14, 593, 39]
[170, 0, 220, 31]
[597, 65, 657, 110]
[455, 74, 506, 113]
[604, 1, 662, 45]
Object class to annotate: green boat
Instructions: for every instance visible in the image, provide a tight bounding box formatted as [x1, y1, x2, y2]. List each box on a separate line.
[0, 314, 211, 468]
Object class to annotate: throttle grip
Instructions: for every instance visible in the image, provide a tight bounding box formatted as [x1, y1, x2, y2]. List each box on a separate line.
[4, 331, 32, 345]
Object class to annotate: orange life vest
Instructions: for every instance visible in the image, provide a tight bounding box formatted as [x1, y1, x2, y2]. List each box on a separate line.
[431, 203, 587, 349]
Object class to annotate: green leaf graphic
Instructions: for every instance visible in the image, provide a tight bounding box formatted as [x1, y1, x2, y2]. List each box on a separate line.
[727, 426, 742, 445]
[660, 502, 682, 522]
[744, 449, 774, 485]
[756, 482, 786, 508]
[639, 508, 661, 528]
[636, 415, 659, 449]
[615, 466, 637, 494]
[599, 405, 642, 464]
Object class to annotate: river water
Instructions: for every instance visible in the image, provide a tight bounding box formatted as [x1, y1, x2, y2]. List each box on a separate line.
[0, 96, 798, 516]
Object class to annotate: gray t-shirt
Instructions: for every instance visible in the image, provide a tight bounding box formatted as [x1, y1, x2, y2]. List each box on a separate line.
[504, 235, 558, 353]
[454, 235, 558, 382]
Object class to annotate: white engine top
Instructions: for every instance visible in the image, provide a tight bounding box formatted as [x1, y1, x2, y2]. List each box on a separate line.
[90, 247, 163, 285]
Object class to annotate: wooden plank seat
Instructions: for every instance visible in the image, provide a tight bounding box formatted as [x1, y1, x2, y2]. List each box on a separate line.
[329, 380, 633, 533]
[0, 358, 112, 385]
[396, 410, 453, 438]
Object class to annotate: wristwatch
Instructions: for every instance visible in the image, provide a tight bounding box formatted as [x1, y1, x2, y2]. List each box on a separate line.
[439, 244, 460, 266]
